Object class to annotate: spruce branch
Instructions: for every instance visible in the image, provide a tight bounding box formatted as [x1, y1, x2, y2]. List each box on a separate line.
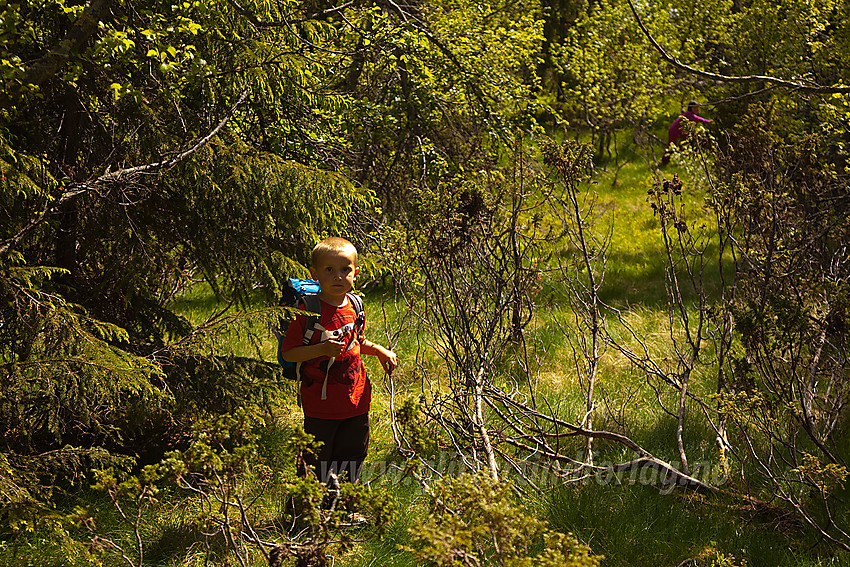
[0, 89, 249, 259]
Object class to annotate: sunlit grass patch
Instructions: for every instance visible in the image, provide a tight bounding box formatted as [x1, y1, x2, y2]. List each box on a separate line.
[131, 133, 846, 567]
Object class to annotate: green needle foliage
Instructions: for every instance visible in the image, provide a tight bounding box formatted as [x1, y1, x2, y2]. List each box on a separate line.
[409, 472, 601, 567]
[2, 0, 850, 564]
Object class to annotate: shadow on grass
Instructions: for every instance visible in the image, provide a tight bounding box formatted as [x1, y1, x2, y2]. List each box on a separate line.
[541, 412, 848, 567]
[541, 243, 734, 310]
[143, 521, 212, 565]
[346, 483, 419, 567]
[547, 481, 839, 567]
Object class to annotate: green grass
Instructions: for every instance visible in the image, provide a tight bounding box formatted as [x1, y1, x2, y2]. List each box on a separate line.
[546, 482, 842, 567]
[14, 133, 846, 567]
[344, 138, 844, 566]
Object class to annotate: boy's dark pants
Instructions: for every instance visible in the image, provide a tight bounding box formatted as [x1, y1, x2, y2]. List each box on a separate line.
[301, 413, 370, 485]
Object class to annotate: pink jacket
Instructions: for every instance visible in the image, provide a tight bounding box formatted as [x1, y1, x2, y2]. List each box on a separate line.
[668, 111, 712, 146]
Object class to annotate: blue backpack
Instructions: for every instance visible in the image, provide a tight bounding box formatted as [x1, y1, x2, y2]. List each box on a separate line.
[274, 278, 365, 381]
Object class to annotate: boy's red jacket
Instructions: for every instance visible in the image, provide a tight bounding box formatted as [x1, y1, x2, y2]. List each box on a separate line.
[279, 297, 371, 419]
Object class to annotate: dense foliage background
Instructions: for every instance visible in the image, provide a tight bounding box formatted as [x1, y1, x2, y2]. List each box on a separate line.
[2, 0, 849, 565]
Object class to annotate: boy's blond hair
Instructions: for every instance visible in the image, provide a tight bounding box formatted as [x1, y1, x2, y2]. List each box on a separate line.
[311, 237, 358, 267]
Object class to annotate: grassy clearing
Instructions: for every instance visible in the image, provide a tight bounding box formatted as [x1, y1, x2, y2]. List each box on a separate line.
[321, 146, 845, 566]
[26, 138, 844, 567]
[361, 145, 841, 565]
[545, 483, 842, 567]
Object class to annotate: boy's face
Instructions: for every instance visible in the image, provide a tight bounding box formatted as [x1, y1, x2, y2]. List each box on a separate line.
[310, 248, 359, 303]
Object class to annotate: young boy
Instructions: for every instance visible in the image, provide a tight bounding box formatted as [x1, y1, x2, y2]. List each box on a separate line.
[279, 237, 397, 487]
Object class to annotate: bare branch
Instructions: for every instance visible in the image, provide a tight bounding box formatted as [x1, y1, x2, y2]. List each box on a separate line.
[626, 0, 850, 94]
[226, 0, 355, 26]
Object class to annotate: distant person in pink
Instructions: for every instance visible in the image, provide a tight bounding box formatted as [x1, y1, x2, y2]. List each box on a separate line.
[662, 100, 712, 165]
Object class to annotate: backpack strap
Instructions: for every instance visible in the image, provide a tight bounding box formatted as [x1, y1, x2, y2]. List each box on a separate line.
[295, 293, 362, 347]
[289, 294, 323, 407]
[299, 295, 323, 345]
[346, 292, 366, 335]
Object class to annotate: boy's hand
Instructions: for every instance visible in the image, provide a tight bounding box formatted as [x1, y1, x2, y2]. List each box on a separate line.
[318, 337, 347, 359]
[280, 337, 348, 364]
[376, 347, 398, 374]
[359, 340, 398, 373]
